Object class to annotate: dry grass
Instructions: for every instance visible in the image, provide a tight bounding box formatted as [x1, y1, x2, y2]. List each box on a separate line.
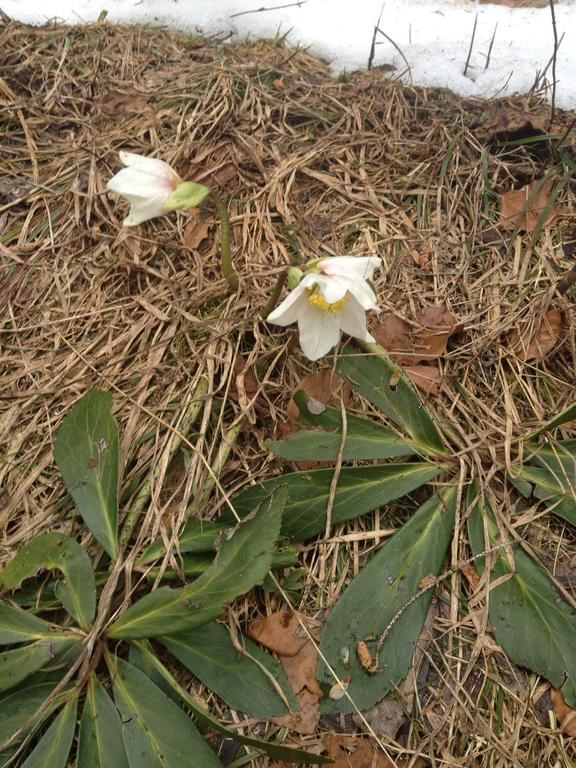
[1, 13, 576, 768]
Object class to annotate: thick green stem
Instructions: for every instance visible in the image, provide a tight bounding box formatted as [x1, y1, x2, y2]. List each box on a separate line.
[260, 269, 288, 320]
[210, 190, 239, 291]
[119, 376, 209, 551]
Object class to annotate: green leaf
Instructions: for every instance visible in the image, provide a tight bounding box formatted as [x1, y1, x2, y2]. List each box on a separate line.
[21, 697, 77, 768]
[164, 182, 211, 212]
[336, 350, 446, 456]
[0, 533, 96, 630]
[107, 489, 285, 639]
[161, 622, 298, 718]
[526, 403, 576, 439]
[268, 394, 415, 462]
[53, 389, 120, 560]
[231, 463, 443, 541]
[467, 489, 576, 707]
[0, 682, 70, 763]
[318, 489, 457, 712]
[0, 603, 64, 644]
[76, 677, 129, 768]
[112, 658, 223, 768]
[0, 636, 80, 693]
[137, 521, 230, 566]
[132, 640, 330, 765]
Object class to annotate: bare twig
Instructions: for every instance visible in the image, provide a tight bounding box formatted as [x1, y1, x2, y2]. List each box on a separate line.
[230, 0, 306, 18]
[485, 23, 497, 71]
[376, 26, 411, 82]
[549, 0, 558, 128]
[367, 2, 385, 70]
[463, 13, 478, 78]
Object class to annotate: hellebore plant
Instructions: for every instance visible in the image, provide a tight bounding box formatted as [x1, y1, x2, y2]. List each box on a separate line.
[107, 151, 238, 290]
[267, 255, 381, 360]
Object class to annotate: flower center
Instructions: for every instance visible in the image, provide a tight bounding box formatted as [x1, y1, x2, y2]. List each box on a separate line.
[307, 288, 348, 314]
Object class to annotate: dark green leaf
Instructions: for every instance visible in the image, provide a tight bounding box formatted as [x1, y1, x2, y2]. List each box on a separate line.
[161, 622, 298, 718]
[268, 393, 415, 462]
[467, 489, 576, 707]
[0, 682, 70, 764]
[318, 489, 456, 712]
[76, 677, 129, 768]
[21, 698, 77, 768]
[232, 463, 443, 541]
[112, 658, 223, 768]
[0, 533, 96, 630]
[54, 390, 120, 559]
[526, 404, 576, 439]
[0, 636, 80, 693]
[132, 641, 330, 765]
[0, 603, 64, 645]
[108, 489, 285, 639]
[336, 349, 446, 456]
[137, 522, 230, 566]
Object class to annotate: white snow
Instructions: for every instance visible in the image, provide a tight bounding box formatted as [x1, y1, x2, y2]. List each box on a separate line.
[3, 0, 576, 109]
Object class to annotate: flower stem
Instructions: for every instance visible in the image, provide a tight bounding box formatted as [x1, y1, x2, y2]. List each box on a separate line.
[260, 269, 288, 319]
[210, 190, 239, 291]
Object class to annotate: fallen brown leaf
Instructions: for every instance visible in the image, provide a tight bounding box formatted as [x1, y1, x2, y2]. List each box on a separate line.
[373, 305, 461, 367]
[405, 365, 441, 395]
[211, 163, 238, 186]
[247, 610, 308, 657]
[183, 210, 214, 249]
[509, 308, 564, 362]
[324, 735, 428, 768]
[551, 689, 576, 736]
[476, 106, 548, 141]
[499, 178, 559, 232]
[101, 90, 149, 115]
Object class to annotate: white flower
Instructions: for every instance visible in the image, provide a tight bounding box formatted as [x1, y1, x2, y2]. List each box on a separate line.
[106, 151, 181, 226]
[267, 256, 381, 361]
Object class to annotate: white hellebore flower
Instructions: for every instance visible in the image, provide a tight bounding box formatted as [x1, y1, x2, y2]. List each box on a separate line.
[267, 256, 381, 361]
[106, 151, 182, 226]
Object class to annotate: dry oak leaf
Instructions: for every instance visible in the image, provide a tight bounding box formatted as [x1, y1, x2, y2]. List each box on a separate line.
[183, 209, 214, 249]
[373, 306, 461, 365]
[475, 106, 548, 141]
[324, 735, 428, 768]
[247, 610, 308, 657]
[499, 178, 559, 233]
[101, 91, 149, 115]
[551, 689, 576, 736]
[508, 308, 564, 362]
[404, 365, 441, 396]
[275, 688, 320, 735]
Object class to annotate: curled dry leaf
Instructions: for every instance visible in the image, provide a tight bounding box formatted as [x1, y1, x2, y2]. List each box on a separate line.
[551, 689, 576, 736]
[101, 90, 150, 115]
[248, 611, 323, 735]
[475, 106, 548, 142]
[499, 178, 559, 233]
[508, 308, 564, 362]
[405, 365, 441, 396]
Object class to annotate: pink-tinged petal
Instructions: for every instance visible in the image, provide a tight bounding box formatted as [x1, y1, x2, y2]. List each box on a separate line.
[314, 274, 349, 304]
[339, 295, 373, 342]
[297, 302, 341, 361]
[119, 151, 180, 182]
[107, 167, 176, 200]
[267, 284, 308, 326]
[318, 255, 381, 282]
[123, 195, 169, 226]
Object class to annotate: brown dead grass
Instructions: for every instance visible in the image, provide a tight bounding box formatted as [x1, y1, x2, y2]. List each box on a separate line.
[1, 14, 576, 768]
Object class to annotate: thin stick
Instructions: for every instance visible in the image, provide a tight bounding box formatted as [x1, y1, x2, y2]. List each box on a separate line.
[230, 0, 306, 18]
[367, 2, 385, 70]
[324, 399, 347, 539]
[376, 26, 411, 83]
[549, 0, 558, 129]
[210, 190, 239, 291]
[463, 13, 478, 78]
[485, 23, 497, 71]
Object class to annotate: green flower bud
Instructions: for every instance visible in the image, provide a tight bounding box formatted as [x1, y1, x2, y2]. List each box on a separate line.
[164, 182, 211, 212]
[287, 267, 304, 289]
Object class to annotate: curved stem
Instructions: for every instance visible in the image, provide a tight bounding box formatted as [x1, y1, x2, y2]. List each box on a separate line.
[260, 268, 288, 320]
[210, 190, 239, 291]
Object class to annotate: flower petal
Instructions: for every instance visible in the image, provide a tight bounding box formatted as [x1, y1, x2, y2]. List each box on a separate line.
[314, 274, 349, 304]
[123, 195, 170, 226]
[345, 278, 379, 311]
[319, 255, 381, 282]
[297, 302, 342, 361]
[339, 295, 373, 342]
[119, 151, 180, 182]
[107, 167, 176, 200]
[267, 284, 307, 326]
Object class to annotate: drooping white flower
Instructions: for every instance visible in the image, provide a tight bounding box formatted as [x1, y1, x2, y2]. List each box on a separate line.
[267, 256, 381, 361]
[106, 151, 182, 226]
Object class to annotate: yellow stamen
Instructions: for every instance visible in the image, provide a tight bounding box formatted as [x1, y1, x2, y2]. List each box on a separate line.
[307, 288, 348, 314]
